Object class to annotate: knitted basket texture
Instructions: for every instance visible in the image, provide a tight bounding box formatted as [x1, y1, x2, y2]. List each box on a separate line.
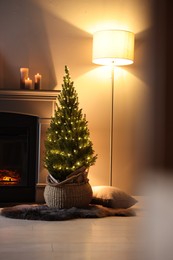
[44, 167, 93, 209]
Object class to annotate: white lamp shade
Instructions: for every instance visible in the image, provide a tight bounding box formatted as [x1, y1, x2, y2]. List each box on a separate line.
[92, 30, 135, 66]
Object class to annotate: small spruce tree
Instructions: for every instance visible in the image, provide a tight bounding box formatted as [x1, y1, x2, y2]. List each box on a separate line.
[44, 66, 97, 182]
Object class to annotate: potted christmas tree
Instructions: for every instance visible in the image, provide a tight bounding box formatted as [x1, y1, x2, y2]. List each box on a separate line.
[44, 66, 97, 208]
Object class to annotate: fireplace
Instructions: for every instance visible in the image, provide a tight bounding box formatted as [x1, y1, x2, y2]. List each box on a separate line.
[0, 89, 59, 204]
[0, 112, 39, 203]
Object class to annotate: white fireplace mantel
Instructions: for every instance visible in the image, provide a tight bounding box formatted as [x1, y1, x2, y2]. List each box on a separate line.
[0, 89, 60, 118]
[0, 89, 60, 100]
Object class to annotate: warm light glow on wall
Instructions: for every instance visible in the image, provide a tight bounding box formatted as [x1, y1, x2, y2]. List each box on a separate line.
[92, 30, 134, 66]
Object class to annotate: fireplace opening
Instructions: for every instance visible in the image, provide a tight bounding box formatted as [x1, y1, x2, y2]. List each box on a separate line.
[0, 126, 29, 187]
[0, 112, 39, 203]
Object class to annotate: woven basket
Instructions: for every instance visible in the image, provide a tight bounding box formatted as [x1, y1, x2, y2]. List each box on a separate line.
[44, 167, 93, 208]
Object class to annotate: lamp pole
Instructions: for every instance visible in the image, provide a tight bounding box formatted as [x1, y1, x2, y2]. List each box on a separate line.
[109, 64, 115, 186]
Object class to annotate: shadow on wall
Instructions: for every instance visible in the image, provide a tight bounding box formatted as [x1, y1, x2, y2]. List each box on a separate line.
[0, 0, 91, 90]
[128, 28, 165, 172]
[0, 0, 57, 89]
[128, 29, 156, 86]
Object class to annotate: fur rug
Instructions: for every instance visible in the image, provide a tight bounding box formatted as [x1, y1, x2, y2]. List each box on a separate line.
[1, 204, 136, 221]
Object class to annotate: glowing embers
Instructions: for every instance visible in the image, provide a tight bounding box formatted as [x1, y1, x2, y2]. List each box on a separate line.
[0, 169, 21, 185]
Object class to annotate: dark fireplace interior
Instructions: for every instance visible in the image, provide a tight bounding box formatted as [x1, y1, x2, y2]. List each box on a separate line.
[0, 112, 39, 204]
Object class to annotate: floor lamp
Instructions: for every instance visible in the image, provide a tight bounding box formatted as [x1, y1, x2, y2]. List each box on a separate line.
[92, 30, 135, 186]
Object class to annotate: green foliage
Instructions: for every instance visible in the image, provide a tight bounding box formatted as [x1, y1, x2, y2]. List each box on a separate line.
[44, 66, 97, 181]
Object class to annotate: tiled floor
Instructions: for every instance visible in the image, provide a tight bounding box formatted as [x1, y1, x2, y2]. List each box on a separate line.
[0, 199, 146, 260]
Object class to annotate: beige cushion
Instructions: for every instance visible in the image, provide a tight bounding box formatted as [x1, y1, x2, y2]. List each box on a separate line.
[91, 186, 137, 209]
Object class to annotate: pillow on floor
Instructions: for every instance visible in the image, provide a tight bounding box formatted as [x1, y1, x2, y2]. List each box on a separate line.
[91, 186, 137, 209]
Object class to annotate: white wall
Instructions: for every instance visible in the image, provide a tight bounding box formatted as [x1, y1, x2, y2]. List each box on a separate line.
[0, 0, 165, 194]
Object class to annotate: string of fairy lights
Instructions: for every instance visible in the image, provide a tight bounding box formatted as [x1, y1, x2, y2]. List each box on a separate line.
[44, 66, 97, 180]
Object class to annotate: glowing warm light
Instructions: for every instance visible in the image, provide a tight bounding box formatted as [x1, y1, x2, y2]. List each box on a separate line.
[92, 30, 134, 66]
[0, 169, 21, 186]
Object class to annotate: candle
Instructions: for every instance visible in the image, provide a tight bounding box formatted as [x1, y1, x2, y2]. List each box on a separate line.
[25, 78, 33, 89]
[34, 73, 42, 90]
[20, 68, 29, 89]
